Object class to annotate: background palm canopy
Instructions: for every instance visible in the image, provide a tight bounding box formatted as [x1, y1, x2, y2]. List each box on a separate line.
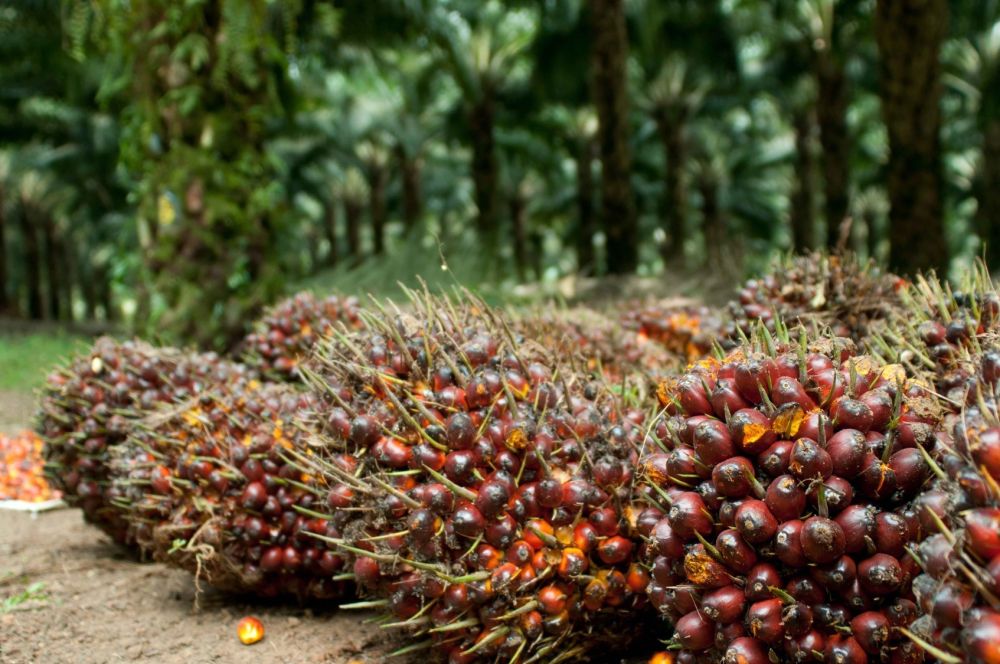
[0, 0, 990, 350]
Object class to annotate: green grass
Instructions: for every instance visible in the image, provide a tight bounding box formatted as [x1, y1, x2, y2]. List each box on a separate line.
[0, 332, 90, 392]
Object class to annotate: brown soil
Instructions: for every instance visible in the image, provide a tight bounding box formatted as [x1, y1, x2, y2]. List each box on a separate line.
[0, 509, 403, 664]
[0, 389, 36, 435]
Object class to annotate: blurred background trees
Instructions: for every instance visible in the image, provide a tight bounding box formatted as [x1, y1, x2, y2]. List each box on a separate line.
[0, 0, 997, 349]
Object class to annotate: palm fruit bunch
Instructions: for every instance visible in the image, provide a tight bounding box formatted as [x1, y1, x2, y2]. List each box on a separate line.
[292, 292, 656, 663]
[619, 301, 721, 364]
[38, 337, 252, 546]
[240, 291, 364, 380]
[865, 267, 1000, 663]
[513, 306, 679, 386]
[108, 381, 350, 600]
[636, 324, 940, 664]
[727, 253, 907, 343]
[0, 430, 61, 502]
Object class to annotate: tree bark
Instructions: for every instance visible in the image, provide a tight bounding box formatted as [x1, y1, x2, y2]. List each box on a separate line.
[397, 145, 423, 231]
[469, 95, 499, 239]
[344, 196, 363, 263]
[575, 136, 597, 275]
[699, 169, 725, 270]
[18, 199, 44, 320]
[875, 0, 949, 275]
[589, 0, 638, 274]
[815, 55, 851, 249]
[790, 108, 817, 253]
[80, 261, 99, 321]
[97, 264, 117, 322]
[324, 199, 339, 267]
[368, 164, 387, 256]
[981, 120, 1000, 271]
[0, 186, 8, 314]
[864, 208, 881, 262]
[510, 188, 528, 281]
[656, 111, 688, 263]
[40, 212, 61, 321]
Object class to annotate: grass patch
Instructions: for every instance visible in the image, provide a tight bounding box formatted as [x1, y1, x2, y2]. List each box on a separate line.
[0, 333, 90, 392]
[0, 580, 48, 614]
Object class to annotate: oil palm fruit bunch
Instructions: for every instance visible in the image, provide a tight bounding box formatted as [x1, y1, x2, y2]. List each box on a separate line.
[727, 253, 906, 344]
[108, 381, 350, 600]
[38, 337, 252, 546]
[240, 292, 364, 381]
[513, 306, 679, 386]
[619, 302, 721, 364]
[636, 324, 939, 663]
[292, 292, 656, 663]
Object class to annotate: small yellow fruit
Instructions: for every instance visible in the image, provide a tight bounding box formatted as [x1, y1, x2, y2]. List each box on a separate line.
[237, 616, 264, 645]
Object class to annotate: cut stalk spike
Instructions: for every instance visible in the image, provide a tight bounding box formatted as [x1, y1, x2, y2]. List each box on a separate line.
[496, 600, 539, 622]
[899, 628, 961, 663]
[428, 617, 481, 633]
[460, 627, 509, 656]
[693, 530, 723, 561]
[422, 465, 477, 502]
[339, 599, 390, 610]
[768, 585, 797, 605]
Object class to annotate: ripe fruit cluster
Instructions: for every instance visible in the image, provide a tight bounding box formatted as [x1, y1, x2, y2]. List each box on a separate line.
[240, 292, 363, 380]
[0, 430, 60, 502]
[728, 253, 906, 343]
[620, 303, 720, 363]
[637, 332, 936, 663]
[292, 295, 656, 662]
[110, 382, 350, 599]
[38, 338, 252, 545]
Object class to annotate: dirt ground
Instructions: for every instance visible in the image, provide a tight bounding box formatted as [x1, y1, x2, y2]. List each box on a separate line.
[0, 390, 37, 434]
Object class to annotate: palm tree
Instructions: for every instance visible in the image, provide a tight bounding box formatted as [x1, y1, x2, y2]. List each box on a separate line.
[875, 0, 950, 274]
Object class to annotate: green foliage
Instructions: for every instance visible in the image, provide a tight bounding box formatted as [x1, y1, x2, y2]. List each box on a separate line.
[0, 333, 87, 392]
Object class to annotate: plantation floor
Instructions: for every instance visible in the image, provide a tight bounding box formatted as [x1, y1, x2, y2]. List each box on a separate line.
[0, 508, 404, 663]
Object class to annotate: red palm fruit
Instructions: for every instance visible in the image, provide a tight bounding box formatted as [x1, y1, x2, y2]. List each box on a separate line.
[824, 635, 868, 664]
[787, 630, 826, 663]
[797, 410, 834, 444]
[667, 446, 705, 484]
[716, 621, 747, 649]
[773, 376, 817, 410]
[675, 610, 715, 651]
[711, 378, 750, 418]
[888, 448, 928, 496]
[745, 598, 784, 644]
[783, 602, 814, 637]
[684, 545, 732, 588]
[914, 488, 950, 533]
[832, 398, 874, 432]
[859, 389, 893, 431]
[826, 430, 868, 478]
[735, 355, 780, 404]
[963, 610, 1000, 664]
[873, 512, 909, 557]
[598, 536, 634, 565]
[814, 603, 851, 629]
[789, 438, 833, 480]
[923, 579, 975, 628]
[730, 409, 776, 455]
[668, 491, 714, 538]
[675, 374, 714, 415]
[850, 611, 890, 656]
[808, 367, 846, 407]
[801, 516, 846, 564]
[538, 585, 568, 615]
[766, 475, 807, 521]
[811, 555, 857, 593]
[856, 453, 897, 500]
[652, 518, 686, 559]
[745, 563, 782, 602]
[734, 499, 778, 544]
[775, 519, 807, 568]
[693, 419, 735, 466]
[715, 528, 758, 573]
[713, 457, 760, 498]
[966, 508, 1000, 559]
[701, 585, 746, 624]
[759, 440, 794, 477]
[836, 504, 876, 554]
[723, 637, 769, 664]
[857, 553, 903, 595]
[808, 476, 854, 514]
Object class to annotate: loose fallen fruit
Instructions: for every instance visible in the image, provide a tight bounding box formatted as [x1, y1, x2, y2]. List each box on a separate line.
[237, 616, 264, 645]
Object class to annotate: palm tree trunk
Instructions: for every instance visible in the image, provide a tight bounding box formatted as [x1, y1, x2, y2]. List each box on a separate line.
[97, 264, 117, 322]
[790, 108, 817, 253]
[60, 237, 75, 321]
[981, 120, 1000, 271]
[656, 112, 688, 263]
[80, 260, 98, 321]
[864, 208, 881, 262]
[815, 56, 851, 249]
[18, 198, 44, 320]
[324, 199, 339, 267]
[0, 186, 8, 314]
[40, 212, 61, 320]
[699, 170, 725, 270]
[469, 95, 498, 239]
[575, 136, 597, 274]
[875, 0, 949, 275]
[510, 188, 528, 281]
[589, 0, 638, 274]
[368, 164, 387, 256]
[344, 197, 362, 263]
[397, 145, 423, 231]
